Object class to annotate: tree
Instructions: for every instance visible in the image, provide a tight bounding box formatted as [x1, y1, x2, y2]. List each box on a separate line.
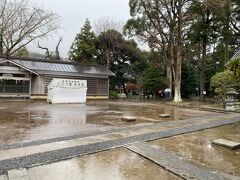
[211, 0, 240, 65]
[130, 51, 149, 83]
[230, 0, 240, 36]
[96, 29, 144, 90]
[94, 17, 124, 35]
[210, 70, 236, 101]
[96, 29, 123, 66]
[12, 47, 29, 57]
[188, 0, 240, 100]
[181, 62, 198, 98]
[188, 0, 218, 101]
[0, 0, 59, 56]
[68, 19, 97, 63]
[228, 58, 240, 83]
[125, 0, 191, 103]
[142, 67, 166, 96]
[37, 38, 62, 60]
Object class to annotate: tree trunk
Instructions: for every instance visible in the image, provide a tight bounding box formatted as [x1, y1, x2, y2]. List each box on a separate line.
[224, 40, 229, 64]
[224, 1, 230, 64]
[0, 31, 3, 56]
[173, 1, 182, 103]
[106, 50, 111, 67]
[173, 49, 182, 103]
[174, 81, 182, 102]
[55, 38, 62, 60]
[166, 38, 174, 99]
[199, 39, 206, 101]
[167, 65, 173, 98]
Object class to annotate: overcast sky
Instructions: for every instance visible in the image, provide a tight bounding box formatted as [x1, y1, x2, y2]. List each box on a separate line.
[28, 0, 130, 58]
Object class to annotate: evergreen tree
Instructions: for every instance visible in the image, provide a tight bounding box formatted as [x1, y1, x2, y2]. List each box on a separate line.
[95, 29, 145, 90]
[68, 19, 96, 63]
[188, 0, 240, 100]
[181, 63, 198, 98]
[188, 0, 218, 101]
[142, 67, 166, 95]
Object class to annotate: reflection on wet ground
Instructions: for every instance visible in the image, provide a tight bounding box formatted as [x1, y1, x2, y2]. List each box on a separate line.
[150, 123, 240, 176]
[27, 148, 180, 180]
[0, 100, 220, 144]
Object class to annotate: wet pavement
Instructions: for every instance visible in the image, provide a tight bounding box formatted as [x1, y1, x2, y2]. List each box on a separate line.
[3, 114, 237, 162]
[25, 148, 179, 180]
[1, 113, 239, 178]
[150, 123, 240, 177]
[0, 100, 240, 180]
[0, 100, 220, 144]
[127, 143, 230, 180]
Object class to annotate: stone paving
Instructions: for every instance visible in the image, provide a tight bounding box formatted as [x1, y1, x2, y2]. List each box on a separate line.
[0, 112, 240, 179]
[150, 123, 240, 177]
[0, 113, 227, 151]
[0, 100, 222, 144]
[127, 143, 230, 180]
[6, 148, 180, 180]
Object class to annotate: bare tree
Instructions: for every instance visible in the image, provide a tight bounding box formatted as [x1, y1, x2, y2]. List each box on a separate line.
[0, 0, 60, 57]
[37, 41, 52, 59]
[0, 0, 7, 55]
[55, 37, 62, 60]
[37, 37, 62, 60]
[94, 17, 124, 35]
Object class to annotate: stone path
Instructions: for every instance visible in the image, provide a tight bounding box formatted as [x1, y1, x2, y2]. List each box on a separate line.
[127, 143, 236, 180]
[0, 113, 239, 179]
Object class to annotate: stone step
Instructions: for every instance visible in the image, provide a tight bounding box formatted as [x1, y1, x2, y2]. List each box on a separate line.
[212, 139, 240, 149]
[159, 114, 171, 118]
[121, 116, 137, 122]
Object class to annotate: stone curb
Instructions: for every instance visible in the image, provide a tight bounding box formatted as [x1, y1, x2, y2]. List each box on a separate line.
[127, 143, 228, 180]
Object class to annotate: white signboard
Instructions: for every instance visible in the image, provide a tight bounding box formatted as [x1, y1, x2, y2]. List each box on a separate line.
[47, 79, 87, 104]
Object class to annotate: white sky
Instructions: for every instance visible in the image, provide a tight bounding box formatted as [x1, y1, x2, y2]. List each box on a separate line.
[28, 0, 130, 58]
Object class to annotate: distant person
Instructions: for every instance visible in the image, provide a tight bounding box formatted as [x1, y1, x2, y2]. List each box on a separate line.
[164, 88, 171, 100]
[158, 89, 164, 99]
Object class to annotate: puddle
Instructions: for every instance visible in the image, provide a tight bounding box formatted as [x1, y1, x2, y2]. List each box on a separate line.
[27, 148, 180, 180]
[150, 123, 240, 176]
[0, 101, 220, 144]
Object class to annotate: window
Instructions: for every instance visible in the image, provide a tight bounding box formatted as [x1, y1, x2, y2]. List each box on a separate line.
[97, 79, 108, 95]
[0, 80, 29, 94]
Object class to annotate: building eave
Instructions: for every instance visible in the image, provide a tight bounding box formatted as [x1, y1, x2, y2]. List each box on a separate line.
[0, 59, 39, 75]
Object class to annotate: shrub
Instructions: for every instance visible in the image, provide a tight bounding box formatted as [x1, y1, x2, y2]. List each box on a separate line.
[227, 58, 240, 83]
[210, 70, 236, 101]
[109, 90, 119, 99]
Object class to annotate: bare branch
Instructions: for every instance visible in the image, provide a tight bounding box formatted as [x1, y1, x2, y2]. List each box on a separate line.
[94, 17, 124, 35]
[0, 0, 60, 56]
[55, 37, 62, 60]
[37, 41, 51, 59]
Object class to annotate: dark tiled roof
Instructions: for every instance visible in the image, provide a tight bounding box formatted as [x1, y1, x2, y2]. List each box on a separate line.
[0, 57, 115, 77]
